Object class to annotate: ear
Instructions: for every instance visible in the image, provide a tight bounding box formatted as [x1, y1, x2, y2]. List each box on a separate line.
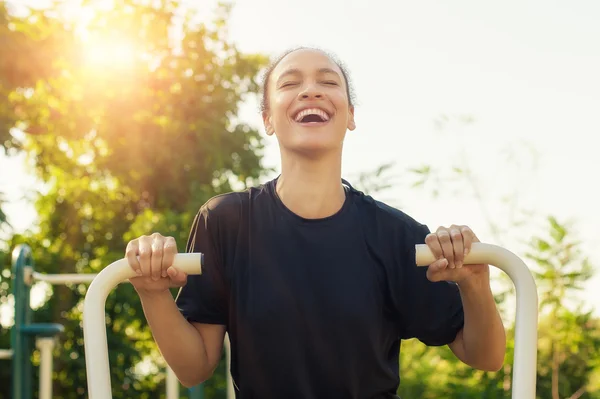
[347, 106, 356, 131]
[262, 111, 275, 136]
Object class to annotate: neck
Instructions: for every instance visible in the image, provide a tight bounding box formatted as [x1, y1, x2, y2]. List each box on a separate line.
[276, 151, 346, 219]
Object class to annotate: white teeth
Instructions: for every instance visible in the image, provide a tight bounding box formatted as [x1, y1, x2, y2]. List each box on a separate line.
[294, 108, 330, 122]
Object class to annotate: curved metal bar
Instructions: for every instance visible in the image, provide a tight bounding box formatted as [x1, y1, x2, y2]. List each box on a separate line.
[11, 244, 33, 270]
[415, 242, 538, 399]
[82, 253, 202, 399]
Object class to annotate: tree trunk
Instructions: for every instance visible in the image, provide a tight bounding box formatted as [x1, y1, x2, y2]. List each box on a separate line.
[552, 341, 560, 399]
[567, 385, 586, 399]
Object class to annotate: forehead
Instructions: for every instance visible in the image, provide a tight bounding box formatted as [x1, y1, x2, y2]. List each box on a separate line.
[271, 49, 343, 79]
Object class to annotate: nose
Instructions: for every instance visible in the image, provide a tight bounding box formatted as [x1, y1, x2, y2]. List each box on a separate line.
[298, 83, 324, 101]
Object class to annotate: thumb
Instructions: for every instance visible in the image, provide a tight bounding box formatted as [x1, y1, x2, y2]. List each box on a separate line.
[427, 258, 449, 281]
[167, 267, 188, 287]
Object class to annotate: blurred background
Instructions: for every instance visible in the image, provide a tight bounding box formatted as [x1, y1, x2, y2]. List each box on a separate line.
[0, 0, 599, 398]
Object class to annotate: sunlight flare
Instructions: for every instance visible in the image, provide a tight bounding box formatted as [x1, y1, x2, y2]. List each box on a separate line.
[83, 36, 137, 69]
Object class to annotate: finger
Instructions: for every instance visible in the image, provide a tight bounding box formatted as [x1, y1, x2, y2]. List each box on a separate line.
[167, 267, 188, 287]
[436, 227, 455, 268]
[150, 234, 164, 281]
[425, 233, 444, 261]
[450, 225, 464, 268]
[161, 237, 177, 278]
[460, 226, 478, 258]
[138, 236, 152, 277]
[125, 240, 143, 276]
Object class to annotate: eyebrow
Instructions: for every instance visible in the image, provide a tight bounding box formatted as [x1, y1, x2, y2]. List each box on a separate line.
[276, 67, 341, 85]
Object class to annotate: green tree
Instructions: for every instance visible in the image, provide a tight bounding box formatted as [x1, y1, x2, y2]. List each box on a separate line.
[527, 217, 596, 399]
[536, 309, 600, 399]
[0, 1, 267, 398]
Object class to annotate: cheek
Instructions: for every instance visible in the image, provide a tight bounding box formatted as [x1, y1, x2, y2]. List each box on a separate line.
[270, 93, 294, 123]
[330, 91, 350, 111]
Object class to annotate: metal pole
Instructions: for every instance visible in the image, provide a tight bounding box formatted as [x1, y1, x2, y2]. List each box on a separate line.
[32, 272, 97, 285]
[36, 338, 55, 399]
[415, 242, 538, 399]
[225, 335, 234, 399]
[82, 253, 202, 399]
[11, 244, 34, 399]
[166, 366, 179, 399]
[188, 385, 204, 399]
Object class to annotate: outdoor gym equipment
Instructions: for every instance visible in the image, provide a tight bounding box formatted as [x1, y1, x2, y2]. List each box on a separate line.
[416, 243, 538, 399]
[82, 242, 538, 399]
[82, 253, 204, 399]
[0, 244, 196, 399]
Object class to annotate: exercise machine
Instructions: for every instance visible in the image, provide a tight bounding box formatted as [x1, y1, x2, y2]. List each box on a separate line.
[82, 243, 538, 398]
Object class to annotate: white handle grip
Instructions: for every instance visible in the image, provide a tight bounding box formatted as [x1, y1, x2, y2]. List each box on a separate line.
[415, 243, 538, 399]
[83, 253, 202, 399]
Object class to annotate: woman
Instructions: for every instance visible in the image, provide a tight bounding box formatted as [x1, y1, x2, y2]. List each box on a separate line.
[125, 47, 506, 399]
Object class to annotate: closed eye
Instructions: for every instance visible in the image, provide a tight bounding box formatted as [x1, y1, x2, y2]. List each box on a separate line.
[280, 82, 299, 88]
[322, 81, 338, 86]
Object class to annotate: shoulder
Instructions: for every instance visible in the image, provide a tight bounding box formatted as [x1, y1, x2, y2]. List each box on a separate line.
[348, 184, 430, 242]
[186, 183, 268, 253]
[202, 191, 246, 217]
[197, 180, 271, 225]
[374, 199, 427, 232]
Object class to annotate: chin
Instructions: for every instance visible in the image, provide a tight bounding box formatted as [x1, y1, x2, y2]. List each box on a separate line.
[287, 141, 343, 159]
[276, 127, 346, 158]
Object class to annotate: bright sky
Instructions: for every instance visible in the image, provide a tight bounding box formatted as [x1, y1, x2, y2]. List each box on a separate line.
[1, 0, 599, 317]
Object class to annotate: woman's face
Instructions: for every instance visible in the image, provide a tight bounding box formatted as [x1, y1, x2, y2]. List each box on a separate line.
[263, 49, 356, 157]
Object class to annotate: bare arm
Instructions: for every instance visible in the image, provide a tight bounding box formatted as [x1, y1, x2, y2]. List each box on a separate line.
[448, 278, 506, 371]
[425, 225, 506, 372]
[126, 233, 226, 387]
[139, 290, 226, 387]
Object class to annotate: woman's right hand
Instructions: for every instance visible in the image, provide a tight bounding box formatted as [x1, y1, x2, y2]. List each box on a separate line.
[125, 233, 188, 295]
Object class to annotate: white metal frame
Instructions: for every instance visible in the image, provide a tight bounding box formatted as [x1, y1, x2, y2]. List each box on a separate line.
[26, 269, 182, 399]
[36, 337, 55, 399]
[83, 253, 202, 399]
[83, 243, 538, 399]
[32, 272, 97, 285]
[415, 242, 538, 399]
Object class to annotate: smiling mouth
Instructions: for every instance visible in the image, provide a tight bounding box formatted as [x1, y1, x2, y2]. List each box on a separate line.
[293, 108, 331, 125]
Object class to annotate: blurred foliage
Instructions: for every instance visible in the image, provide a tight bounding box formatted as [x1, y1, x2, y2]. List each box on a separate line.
[0, 0, 267, 397]
[401, 114, 599, 398]
[0, 192, 8, 231]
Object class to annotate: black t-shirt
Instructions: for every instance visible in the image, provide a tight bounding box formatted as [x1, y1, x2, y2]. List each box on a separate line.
[175, 178, 464, 399]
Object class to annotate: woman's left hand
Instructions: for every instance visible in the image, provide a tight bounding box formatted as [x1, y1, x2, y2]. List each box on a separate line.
[425, 225, 489, 285]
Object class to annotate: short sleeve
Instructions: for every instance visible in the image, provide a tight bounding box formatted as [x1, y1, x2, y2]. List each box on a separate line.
[398, 224, 464, 346]
[175, 207, 228, 325]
